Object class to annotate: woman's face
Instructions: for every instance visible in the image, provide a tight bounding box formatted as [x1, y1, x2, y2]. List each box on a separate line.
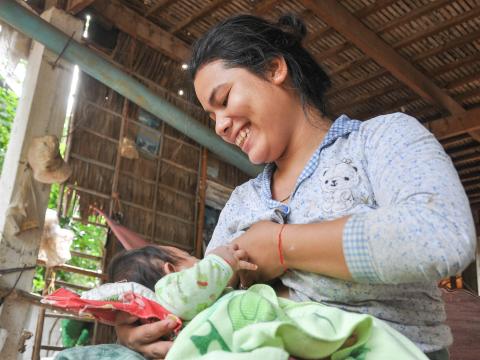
[194, 59, 299, 165]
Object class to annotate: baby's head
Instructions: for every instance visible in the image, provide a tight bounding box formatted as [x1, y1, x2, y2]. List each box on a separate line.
[107, 245, 198, 290]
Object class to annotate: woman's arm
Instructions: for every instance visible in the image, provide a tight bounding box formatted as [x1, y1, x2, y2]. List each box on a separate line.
[233, 218, 352, 285]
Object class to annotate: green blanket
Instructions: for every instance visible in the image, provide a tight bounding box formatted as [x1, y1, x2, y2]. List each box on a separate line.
[166, 284, 427, 360]
[56, 284, 428, 360]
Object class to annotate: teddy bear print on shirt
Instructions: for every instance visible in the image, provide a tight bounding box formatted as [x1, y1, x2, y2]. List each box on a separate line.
[320, 159, 360, 213]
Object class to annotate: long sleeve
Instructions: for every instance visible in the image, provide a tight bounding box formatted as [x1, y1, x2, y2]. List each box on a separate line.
[154, 254, 233, 320]
[343, 113, 476, 284]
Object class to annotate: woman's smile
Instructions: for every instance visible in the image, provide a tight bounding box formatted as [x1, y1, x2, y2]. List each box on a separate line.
[235, 126, 251, 151]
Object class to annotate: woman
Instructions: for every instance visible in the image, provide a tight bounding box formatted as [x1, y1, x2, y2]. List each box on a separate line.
[115, 14, 475, 360]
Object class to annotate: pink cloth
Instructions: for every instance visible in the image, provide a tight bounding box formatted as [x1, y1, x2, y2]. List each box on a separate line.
[94, 208, 150, 250]
[43, 288, 182, 332]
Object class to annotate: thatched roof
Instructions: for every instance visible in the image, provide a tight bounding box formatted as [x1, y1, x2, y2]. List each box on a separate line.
[58, 0, 480, 251]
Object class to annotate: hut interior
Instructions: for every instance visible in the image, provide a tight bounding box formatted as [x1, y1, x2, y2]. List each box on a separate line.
[0, 0, 479, 359]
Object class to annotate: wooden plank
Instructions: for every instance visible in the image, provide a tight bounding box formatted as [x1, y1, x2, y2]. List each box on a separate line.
[429, 108, 480, 140]
[145, 0, 175, 17]
[300, 0, 465, 117]
[253, 0, 280, 15]
[92, 1, 190, 61]
[67, 0, 95, 14]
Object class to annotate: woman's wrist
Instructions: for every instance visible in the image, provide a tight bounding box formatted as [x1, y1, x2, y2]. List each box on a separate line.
[280, 223, 296, 269]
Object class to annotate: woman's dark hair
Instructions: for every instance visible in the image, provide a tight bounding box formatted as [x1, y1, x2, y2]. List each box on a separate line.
[107, 246, 181, 291]
[189, 14, 331, 115]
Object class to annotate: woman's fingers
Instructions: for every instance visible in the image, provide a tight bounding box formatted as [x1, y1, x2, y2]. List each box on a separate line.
[115, 318, 177, 358]
[134, 319, 177, 344]
[135, 339, 173, 360]
[115, 311, 139, 326]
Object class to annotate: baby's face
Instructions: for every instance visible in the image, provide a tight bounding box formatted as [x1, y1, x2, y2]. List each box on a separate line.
[160, 246, 199, 271]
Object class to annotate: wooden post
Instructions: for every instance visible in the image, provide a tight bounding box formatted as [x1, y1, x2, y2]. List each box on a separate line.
[0, 8, 82, 358]
[195, 148, 208, 258]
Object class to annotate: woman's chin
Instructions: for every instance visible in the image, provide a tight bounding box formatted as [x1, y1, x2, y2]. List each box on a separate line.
[247, 152, 267, 165]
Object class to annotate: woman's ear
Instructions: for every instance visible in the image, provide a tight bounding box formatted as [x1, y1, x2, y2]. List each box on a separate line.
[163, 262, 176, 274]
[268, 57, 288, 85]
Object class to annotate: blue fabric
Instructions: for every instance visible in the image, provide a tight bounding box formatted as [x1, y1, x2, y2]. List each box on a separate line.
[206, 113, 476, 352]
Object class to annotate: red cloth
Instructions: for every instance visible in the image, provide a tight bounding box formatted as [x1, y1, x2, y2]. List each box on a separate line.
[93, 208, 150, 250]
[43, 288, 182, 332]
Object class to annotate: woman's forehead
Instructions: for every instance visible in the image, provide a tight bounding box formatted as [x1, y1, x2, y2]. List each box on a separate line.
[194, 61, 227, 92]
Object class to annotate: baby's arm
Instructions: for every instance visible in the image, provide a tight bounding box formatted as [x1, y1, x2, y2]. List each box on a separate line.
[155, 247, 255, 320]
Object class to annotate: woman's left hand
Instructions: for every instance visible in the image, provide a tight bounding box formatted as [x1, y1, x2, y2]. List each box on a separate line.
[233, 221, 285, 286]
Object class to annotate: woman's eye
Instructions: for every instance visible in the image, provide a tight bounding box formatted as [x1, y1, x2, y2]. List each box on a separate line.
[222, 92, 229, 107]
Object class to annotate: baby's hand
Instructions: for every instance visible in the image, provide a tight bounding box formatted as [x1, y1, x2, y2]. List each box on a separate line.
[210, 244, 257, 272]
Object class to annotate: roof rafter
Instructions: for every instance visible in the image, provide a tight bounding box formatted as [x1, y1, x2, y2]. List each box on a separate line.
[253, 0, 280, 16]
[92, 0, 190, 62]
[299, 0, 471, 124]
[66, 0, 95, 14]
[429, 108, 480, 140]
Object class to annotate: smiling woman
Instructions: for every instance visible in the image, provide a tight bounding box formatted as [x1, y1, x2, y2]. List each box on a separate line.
[108, 14, 474, 360]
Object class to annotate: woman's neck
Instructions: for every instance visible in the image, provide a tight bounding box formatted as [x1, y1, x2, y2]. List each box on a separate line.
[272, 109, 331, 200]
[275, 111, 331, 178]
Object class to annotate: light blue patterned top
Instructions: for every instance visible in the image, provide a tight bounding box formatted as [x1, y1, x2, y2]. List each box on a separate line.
[206, 112, 476, 352]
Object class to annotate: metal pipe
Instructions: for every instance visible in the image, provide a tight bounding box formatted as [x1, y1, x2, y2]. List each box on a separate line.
[0, 0, 262, 176]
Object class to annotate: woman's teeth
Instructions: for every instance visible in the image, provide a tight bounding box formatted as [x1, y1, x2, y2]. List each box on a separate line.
[235, 127, 250, 147]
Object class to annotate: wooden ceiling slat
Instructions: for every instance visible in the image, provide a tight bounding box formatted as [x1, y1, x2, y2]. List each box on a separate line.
[354, 0, 398, 18]
[92, 1, 190, 62]
[392, 5, 480, 50]
[311, 0, 452, 66]
[327, 69, 388, 97]
[453, 153, 480, 167]
[430, 53, 480, 77]
[171, 0, 228, 34]
[313, 42, 351, 61]
[376, 0, 451, 33]
[413, 28, 480, 63]
[446, 72, 480, 91]
[331, 82, 402, 113]
[300, 0, 465, 117]
[351, 94, 418, 119]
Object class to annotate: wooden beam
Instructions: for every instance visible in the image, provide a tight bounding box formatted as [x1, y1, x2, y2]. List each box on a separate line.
[145, 0, 175, 17]
[429, 108, 480, 140]
[91, 1, 190, 62]
[253, 0, 280, 16]
[300, 0, 465, 117]
[67, 0, 95, 14]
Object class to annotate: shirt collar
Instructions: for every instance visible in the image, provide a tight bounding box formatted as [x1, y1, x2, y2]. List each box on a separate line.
[260, 114, 362, 210]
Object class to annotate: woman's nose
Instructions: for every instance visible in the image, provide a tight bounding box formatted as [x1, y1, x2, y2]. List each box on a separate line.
[215, 115, 233, 138]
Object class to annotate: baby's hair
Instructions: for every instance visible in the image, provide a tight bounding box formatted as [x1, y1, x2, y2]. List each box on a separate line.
[107, 246, 182, 291]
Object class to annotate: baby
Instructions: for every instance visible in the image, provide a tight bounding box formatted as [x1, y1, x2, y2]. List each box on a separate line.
[74, 245, 428, 360]
[97, 244, 257, 321]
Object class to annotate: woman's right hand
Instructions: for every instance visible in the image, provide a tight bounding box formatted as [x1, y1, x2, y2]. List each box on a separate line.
[115, 312, 176, 359]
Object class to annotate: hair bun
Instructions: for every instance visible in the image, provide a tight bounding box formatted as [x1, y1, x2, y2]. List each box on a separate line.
[277, 14, 307, 44]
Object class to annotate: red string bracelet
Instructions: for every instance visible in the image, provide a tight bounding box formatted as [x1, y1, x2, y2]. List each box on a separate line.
[277, 224, 287, 267]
